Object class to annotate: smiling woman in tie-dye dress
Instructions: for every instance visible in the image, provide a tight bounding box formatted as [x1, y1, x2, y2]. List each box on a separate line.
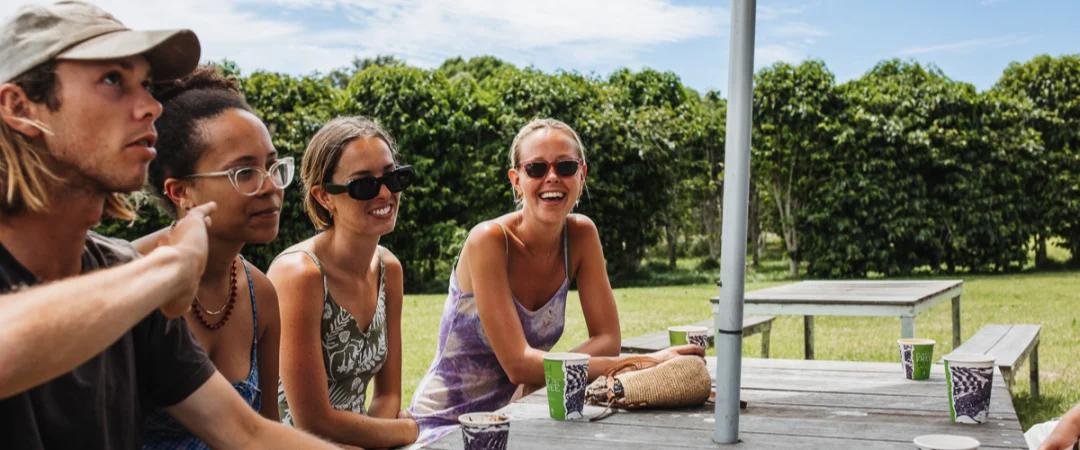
[409, 119, 705, 444]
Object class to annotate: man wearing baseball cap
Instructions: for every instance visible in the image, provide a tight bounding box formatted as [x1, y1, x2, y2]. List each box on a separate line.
[0, 2, 335, 449]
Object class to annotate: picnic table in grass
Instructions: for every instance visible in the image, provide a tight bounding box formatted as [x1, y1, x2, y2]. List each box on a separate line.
[711, 280, 964, 360]
[423, 357, 1025, 449]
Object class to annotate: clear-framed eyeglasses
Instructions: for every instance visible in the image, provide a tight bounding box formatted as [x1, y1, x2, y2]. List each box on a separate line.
[185, 156, 295, 196]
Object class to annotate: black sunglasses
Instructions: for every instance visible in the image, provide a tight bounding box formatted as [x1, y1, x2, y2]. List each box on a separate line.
[521, 159, 581, 179]
[323, 165, 415, 200]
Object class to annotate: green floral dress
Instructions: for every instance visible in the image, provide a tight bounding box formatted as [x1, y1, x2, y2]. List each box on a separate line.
[277, 248, 388, 425]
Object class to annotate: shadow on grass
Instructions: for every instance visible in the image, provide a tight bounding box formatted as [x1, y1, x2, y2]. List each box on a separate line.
[1013, 391, 1075, 430]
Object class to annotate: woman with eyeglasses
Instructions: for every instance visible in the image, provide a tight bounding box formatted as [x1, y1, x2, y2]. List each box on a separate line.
[408, 118, 704, 443]
[267, 116, 418, 449]
[132, 65, 292, 449]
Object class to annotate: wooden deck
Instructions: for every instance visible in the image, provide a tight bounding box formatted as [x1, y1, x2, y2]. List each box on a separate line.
[424, 358, 1025, 449]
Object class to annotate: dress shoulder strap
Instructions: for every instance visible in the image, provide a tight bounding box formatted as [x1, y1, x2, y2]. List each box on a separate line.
[274, 250, 329, 301]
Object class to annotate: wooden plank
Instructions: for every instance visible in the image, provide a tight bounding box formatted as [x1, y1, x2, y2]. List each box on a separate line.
[1031, 344, 1040, 396]
[514, 389, 1018, 421]
[736, 388, 1018, 418]
[940, 324, 1012, 363]
[732, 280, 964, 306]
[761, 323, 771, 358]
[423, 423, 937, 450]
[988, 325, 1040, 369]
[738, 358, 903, 373]
[738, 371, 1008, 396]
[422, 358, 1024, 450]
[619, 334, 670, 353]
[952, 295, 963, 349]
[621, 316, 775, 354]
[487, 401, 1023, 449]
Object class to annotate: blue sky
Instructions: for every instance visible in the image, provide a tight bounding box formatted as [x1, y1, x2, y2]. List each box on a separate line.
[4, 0, 1076, 95]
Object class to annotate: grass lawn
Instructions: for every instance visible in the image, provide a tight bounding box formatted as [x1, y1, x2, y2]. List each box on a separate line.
[395, 269, 1080, 430]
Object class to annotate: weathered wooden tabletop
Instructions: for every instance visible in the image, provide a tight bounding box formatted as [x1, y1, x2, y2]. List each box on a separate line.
[738, 280, 963, 307]
[424, 357, 1025, 449]
[711, 280, 965, 358]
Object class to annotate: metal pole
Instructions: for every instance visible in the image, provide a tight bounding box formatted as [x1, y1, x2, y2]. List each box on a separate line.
[714, 0, 756, 444]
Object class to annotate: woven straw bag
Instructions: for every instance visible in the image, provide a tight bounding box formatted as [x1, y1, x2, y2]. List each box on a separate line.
[585, 355, 711, 413]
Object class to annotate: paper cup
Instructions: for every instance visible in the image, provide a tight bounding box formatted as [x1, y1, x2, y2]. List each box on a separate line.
[669, 325, 709, 349]
[913, 434, 980, 449]
[543, 352, 589, 420]
[943, 353, 996, 424]
[898, 339, 935, 380]
[459, 412, 511, 450]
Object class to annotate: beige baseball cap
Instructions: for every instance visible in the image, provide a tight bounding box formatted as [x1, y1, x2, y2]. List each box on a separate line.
[0, 1, 200, 83]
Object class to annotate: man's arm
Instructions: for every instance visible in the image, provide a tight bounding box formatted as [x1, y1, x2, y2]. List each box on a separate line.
[0, 203, 215, 399]
[167, 372, 338, 450]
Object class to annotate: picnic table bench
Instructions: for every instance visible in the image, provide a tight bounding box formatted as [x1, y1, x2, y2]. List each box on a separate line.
[620, 315, 775, 357]
[941, 324, 1041, 397]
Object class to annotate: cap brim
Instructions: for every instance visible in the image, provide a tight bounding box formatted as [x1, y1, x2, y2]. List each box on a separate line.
[55, 29, 200, 82]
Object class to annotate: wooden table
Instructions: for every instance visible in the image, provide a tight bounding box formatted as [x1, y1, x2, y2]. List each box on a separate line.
[710, 280, 963, 359]
[423, 358, 1025, 449]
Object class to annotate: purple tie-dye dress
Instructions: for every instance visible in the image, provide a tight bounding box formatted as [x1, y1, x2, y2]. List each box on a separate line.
[409, 222, 569, 445]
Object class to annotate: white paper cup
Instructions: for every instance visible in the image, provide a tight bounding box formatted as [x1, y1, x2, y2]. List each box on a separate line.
[943, 353, 996, 424]
[459, 412, 511, 450]
[913, 434, 980, 449]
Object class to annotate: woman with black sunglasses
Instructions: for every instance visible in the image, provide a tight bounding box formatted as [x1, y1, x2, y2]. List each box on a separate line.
[132, 65, 291, 449]
[408, 118, 703, 444]
[268, 116, 418, 449]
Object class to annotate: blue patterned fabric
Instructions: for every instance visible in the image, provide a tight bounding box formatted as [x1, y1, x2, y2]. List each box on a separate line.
[141, 256, 262, 450]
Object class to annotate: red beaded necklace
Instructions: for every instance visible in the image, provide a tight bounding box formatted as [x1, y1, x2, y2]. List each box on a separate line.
[191, 258, 238, 331]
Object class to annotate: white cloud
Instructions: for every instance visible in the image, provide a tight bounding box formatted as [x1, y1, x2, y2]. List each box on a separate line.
[750, 4, 822, 70]
[899, 35, 1032, 56]
[275, 0, 726, 65]
[2, 0, 725, 77]
[755, 43, 808, 69]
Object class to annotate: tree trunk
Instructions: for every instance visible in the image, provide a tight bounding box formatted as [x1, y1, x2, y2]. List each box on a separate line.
[707, 145, 723, 262]
[619, 243, 642, 274]
[748, 182, 761, 267]
[1035, 234, 1048, 268]
[770, 183, 800, 280]
[667, 225, 678, 269]
[706, 197, 722, 261]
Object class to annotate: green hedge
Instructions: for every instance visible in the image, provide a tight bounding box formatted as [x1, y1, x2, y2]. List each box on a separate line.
[96, 54, 1079, 291]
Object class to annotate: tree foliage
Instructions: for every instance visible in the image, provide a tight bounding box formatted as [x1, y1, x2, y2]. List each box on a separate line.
[96, 54, 1076, 291]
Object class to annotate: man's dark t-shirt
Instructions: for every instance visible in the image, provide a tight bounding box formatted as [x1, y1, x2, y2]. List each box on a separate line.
[0, 231, 216, 449]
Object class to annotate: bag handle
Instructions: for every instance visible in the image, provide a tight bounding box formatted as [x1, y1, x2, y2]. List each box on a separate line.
[603, 356, 660, 394]
[589, 356, 662, 422]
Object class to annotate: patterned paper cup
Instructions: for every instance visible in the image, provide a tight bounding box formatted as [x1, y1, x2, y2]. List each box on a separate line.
[669, 325, 709, 349]
[459, 412, 511, 450]
[943, 353, 996, 424]
[898, 339, 936, 380]
[913, 434, 980, 449]
[543, 352, 590, 420]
